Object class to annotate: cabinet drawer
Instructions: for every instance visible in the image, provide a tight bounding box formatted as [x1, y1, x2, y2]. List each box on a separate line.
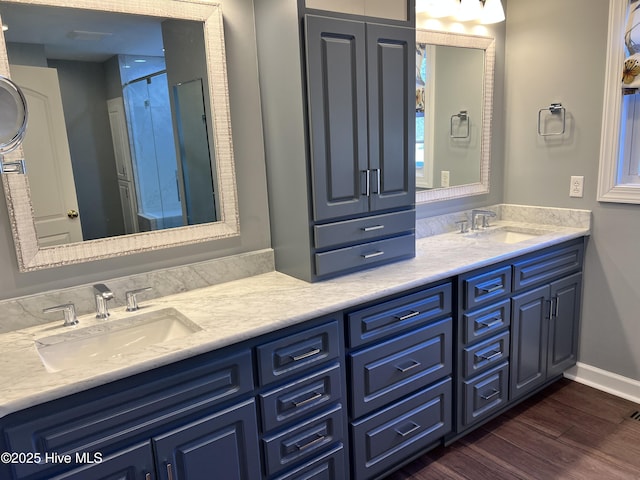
[350, 318, 452, 418]
[351, 378, 451, 480]
[262, 404, 344, 476]
[314, 234, 415, 277]
[347, 282, 451, 348]
[463, 299, 511, 345]
[314, 210, 414, 249]
[260, 362, 343, 432]
[4, 349, 254, 479]
[513, 241, 584, 291]
[462, 265, 512, 310]
[461, 362, 509, 429]
[272, 444, 345, 480]
[462, 331, 510, 379]
[257, 321, 340, 386]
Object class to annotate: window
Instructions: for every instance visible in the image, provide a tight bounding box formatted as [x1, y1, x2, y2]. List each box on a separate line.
[598, 0, 640, 202]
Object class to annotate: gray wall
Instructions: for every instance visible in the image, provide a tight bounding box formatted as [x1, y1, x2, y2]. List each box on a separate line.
[503, 0, 640, 381]
[0, 0, 271, 299]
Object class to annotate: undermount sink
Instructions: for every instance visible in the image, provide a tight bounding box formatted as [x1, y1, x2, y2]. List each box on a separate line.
[35, 308, 201, 373]
[468, 226, 551, 244]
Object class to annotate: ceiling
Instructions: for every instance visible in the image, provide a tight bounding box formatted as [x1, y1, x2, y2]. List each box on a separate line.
[0, 3, 166, 62]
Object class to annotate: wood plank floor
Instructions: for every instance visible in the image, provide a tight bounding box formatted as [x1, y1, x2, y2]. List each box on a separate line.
[386, 379, 640, 479]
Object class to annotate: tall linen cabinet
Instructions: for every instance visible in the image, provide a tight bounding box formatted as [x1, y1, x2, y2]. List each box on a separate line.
[255, 0, 416, 282]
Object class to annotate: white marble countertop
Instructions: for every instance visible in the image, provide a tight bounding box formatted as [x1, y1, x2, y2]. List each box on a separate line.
[0, 219, 589, 418]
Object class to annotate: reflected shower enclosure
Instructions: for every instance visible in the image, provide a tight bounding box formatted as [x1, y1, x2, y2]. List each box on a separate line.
[124, 71, 182, 230]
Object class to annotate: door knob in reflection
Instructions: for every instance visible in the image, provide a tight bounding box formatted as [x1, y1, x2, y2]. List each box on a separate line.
[67, 209, 79, 219]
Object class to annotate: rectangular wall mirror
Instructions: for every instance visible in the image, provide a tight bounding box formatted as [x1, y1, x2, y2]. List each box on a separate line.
[415, 29, 495, 204]
[0, 0, 239, 271]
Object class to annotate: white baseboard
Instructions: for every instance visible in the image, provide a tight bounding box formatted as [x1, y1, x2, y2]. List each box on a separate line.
[564, 362, 640, 404]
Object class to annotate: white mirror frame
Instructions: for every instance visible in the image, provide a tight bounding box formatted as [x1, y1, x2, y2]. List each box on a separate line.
[597, 0, 639, 203]
[415, 29, 494, 204]
[0, 0, 239, 271]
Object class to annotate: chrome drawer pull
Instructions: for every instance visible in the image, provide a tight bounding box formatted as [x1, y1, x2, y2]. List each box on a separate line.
[395, 421, 420, 437]
[479, 284, 503, 294]
[395, 359, 421, 373]
[475, 350, 502, 361]
[296, 433, 326, 451]
[553, 297, 560, 317]
[292, 391, 323, 407]
[362, 251, 384, 259]
[478, 316, 502, 328]
[167, 464, 174, 480]
[291, 348, 321, 361]
[480, 389, 500, 401]
[362, 225, 385, 232]
[396, 310, 421, 322]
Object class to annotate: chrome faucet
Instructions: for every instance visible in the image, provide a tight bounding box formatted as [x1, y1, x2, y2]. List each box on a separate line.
[93, 283, 114, 319]
[471, 209, 497, 230]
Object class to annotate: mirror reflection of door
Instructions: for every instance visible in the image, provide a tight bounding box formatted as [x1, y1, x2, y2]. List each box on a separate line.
[173, 78, 216, 225]
[10, 64, 84, 246]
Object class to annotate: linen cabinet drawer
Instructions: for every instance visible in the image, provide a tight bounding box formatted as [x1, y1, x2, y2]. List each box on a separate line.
[462, 331, 510, 378]
[463, 299, 510, 345]
[513, 241, 584, 290]
[462, 265, 512, 310]
[262, 404, 344, 476]
[259, 362, 342, 432]
[314, 209, 414, 249]
[351, 378, 452, 480]
[350, 318, 452, 418]
[347, 282, 452, 348]
[257, 321, 340, 386]
[314, 234, 415, 277]
[461, 362, 509, 428]
[273, 444, 345, 480]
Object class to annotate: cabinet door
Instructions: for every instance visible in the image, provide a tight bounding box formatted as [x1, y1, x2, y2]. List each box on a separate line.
[367, 22, 415, 212]
[306, 15, 369, 221]
[547, 273, 582, 378]
[510, 285, 550, 401]
[51, 442, 154, 480]
[153, 399, 260, 480]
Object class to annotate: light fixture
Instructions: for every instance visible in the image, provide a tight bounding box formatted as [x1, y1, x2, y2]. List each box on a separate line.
[480, 0, 505, 24]
[417, 0, 505, 24]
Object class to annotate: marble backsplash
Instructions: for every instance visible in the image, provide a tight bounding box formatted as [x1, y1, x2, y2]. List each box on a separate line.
[0, 249, 275, 334]
[0, 204, 591, 334]
[415, 204, 591, 238]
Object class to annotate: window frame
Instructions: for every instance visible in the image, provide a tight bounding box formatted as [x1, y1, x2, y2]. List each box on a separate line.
[598, 0, 640, 202]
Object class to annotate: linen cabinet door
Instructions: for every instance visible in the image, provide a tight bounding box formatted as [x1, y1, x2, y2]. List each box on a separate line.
[153, 399, 260, 480]
[510, 285, 550, 401]
[547, 273, 582, 378]
[366, 22, 415, 213]
[305, 15, 369, 221]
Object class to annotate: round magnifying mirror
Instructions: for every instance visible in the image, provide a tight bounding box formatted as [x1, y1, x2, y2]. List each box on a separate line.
[0, 75, 28, 155]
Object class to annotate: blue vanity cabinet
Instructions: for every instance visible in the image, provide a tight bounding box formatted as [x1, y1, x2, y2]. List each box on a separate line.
[345, 282, 453, 479]
[455, 238, 585, 436]
[256, 319, 349, 479]
[0, 349, 258, 480]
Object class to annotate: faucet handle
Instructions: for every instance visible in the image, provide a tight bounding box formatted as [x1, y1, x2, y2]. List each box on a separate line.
[125, 287, 152, 312]
[455, 219, 469, 234]
[43, 303, 79, 327]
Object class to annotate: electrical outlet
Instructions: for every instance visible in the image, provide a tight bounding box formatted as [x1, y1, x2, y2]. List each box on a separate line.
[570, 175, 584, 198]
[441, 170, 450, 188]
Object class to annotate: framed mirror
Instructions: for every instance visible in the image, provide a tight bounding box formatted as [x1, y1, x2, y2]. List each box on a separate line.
[415, 29, 495, 204]
[0, 0, 239, 271]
